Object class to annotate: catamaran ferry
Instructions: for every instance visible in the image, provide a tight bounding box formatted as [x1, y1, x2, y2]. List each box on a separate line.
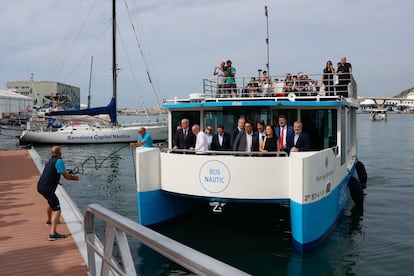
[133, 73, 366, 253]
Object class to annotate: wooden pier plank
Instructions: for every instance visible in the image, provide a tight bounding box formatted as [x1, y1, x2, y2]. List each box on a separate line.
[0, 150, 88, 275]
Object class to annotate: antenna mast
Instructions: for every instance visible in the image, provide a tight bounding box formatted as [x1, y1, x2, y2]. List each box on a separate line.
[265, 6, 270, 75]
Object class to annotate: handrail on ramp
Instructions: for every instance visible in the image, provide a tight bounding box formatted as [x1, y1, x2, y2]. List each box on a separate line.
[84, 204, 249, 276]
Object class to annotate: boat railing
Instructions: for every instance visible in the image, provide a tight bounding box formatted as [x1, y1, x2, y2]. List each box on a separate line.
[201, 73, 357, 101]
[163, 146, 339, 156]
[84, 203, 249, 276]
[163, 148, 289, 156]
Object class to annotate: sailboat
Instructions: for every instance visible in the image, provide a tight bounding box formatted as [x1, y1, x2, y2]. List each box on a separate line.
[19, 0, 167, 144]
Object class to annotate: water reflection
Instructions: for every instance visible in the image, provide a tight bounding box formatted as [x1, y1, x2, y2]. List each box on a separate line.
[29, 114, 414, 275]
[347, 204, 364, 240]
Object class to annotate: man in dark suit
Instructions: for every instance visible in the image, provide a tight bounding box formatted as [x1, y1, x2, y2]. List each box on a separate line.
[230, 117, 245, 149]
[256, 121, 266, 146]
[233, 121, 259, 152]
[173, 118, 196, 150]
[275, 115, 294, 153]
[211, 124, 231, 151]
[287, 121, 311, 154]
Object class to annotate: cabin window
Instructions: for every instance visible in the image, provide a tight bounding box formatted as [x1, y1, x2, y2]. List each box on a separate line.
[171, 110, 200, 139]
[271, 109, 298, 127]
[204, 111, 224, 130]
[202, 108, 271, 133]
[346, 107, 353, 154]
[300, 109, 338, 151]
[223, 107, 270, 125]
[341, 107, 346, 164]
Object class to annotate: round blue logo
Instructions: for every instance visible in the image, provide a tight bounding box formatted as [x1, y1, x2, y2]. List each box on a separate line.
[199, 160, 231, 193]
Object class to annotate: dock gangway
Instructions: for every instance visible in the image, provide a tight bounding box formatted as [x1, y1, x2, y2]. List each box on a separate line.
[84, 204, 249, 276]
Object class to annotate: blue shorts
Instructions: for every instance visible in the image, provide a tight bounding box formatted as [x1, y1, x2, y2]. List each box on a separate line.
[38, 189, 61, 211]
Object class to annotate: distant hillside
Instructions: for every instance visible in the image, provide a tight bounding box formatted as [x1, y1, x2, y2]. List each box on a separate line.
[394, 87, 414, 98]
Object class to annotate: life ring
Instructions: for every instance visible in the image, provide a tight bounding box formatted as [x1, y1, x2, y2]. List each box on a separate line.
[287, 92, 296, 102]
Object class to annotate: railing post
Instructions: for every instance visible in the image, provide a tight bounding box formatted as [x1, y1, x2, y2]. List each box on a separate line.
[84, 211, 96, 276]
[84, 204, 249, 276]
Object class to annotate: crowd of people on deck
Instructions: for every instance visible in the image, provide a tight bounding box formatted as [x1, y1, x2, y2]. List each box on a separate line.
[171, 116, 311, 156]
[212, 57, 352, 98]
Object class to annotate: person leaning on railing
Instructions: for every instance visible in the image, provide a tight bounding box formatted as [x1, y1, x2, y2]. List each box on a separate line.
[336, 56, 352, 97]
[283, 73, 294, 93]
[322, 60, 335, 96]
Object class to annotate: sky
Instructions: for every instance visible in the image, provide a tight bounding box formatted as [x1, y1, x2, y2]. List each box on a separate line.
[1, 0, 413, 109]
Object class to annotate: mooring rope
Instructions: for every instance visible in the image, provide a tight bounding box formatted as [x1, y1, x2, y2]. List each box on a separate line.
[68, 143, 130, 175]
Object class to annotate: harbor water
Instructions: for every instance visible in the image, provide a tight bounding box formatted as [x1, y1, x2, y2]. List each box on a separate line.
[1, 114, 414, 275]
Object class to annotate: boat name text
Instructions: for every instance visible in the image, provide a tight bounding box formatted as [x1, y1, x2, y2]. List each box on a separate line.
[67, 134, 131, 140]
[199, 160, 231, 193]
[316, 169, 334, 182]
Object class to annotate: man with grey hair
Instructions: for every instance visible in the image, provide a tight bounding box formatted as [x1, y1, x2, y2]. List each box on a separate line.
[230, 117, 245, 148]
[191, 124, 209, 152]
[287, 121, 311, 153]
[336, 56, 353, 96]
[173, 118, 196, 150]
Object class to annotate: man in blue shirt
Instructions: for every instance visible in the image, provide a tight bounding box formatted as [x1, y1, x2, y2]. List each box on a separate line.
[37, 146, 78, 241]
[130, 127, 153, 148]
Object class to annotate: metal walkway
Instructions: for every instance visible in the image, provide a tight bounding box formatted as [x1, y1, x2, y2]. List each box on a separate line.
[0, 150, 88, 275]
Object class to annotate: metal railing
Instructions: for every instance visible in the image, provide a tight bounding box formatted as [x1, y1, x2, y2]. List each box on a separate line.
[84, 204, 249, 276]
[202, 74, 357, 100]
[164, 148, 289, 156]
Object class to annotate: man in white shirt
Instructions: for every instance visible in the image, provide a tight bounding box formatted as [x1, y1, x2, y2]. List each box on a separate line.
[191, 124, 209, 152]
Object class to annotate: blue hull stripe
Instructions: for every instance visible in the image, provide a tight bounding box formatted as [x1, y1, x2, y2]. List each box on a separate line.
[290, 167, 356, 253]
[137, 190, 200, 226]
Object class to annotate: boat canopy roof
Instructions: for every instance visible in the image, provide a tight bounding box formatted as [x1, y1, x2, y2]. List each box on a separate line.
[163, 74, 358, 110]
[164, 98, 354, 109]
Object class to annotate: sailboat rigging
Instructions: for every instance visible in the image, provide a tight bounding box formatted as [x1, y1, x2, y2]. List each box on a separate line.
[19, 0, 167, 144]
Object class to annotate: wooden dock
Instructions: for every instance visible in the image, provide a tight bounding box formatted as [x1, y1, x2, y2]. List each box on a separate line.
[0, 150, 88, 275]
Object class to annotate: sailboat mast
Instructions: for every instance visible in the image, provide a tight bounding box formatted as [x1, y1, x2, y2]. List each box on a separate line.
[87, 56, 93, 109]
[112, 0, 117, 125]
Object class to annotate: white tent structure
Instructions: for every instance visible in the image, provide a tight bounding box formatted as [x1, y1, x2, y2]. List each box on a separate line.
[0, 90, 33, 119]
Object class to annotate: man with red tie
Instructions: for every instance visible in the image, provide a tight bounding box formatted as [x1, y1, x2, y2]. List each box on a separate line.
[275, 115, 293, 153]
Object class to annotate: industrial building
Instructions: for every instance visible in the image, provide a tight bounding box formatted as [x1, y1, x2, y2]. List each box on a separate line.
[6, 80, 80, 110]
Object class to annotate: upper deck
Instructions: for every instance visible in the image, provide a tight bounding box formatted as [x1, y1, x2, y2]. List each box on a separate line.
[164, 74, 358, 109]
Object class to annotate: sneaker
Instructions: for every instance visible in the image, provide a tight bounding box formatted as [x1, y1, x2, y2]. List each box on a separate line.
[48, 232, 66, 241]
[45, 220, 51, 226]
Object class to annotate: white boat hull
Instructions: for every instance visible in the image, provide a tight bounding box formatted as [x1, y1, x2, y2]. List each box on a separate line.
[20, 124, 167, 144]
[134, 147, 358, 253]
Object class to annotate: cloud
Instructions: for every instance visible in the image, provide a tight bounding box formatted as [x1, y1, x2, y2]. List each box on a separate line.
[0, 0, 413, 107]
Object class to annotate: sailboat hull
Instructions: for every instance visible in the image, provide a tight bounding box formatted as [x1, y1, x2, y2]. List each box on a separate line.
[19, 124, 167, 144]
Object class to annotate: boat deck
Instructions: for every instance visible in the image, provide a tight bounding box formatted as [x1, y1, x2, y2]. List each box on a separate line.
[0, 150, 88, 275]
